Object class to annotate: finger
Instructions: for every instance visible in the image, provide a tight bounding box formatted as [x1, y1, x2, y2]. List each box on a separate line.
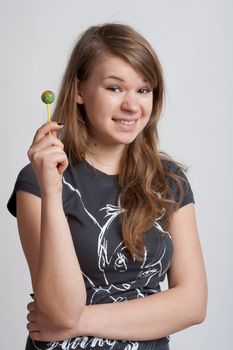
[27, 302, 36, 312]
[51, 129, 58, 138]
[27, 321, 38, 332]
[28, 136, 65, 161]
[44, 151, 69, 174]
[31, 149, 68, 168]
[30, 133, 64, 153]
[27, 311, 36, 322]
[30, 150, 68, 177]
[33, 145, 66, 159]
[32, 122, 64, 144]
[57, 156, 69, 175]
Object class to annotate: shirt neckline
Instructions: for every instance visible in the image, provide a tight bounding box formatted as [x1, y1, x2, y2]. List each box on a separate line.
[80, 160, 119, 182]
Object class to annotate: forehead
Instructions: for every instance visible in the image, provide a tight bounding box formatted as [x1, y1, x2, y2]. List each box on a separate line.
[88, 55, 147, 83]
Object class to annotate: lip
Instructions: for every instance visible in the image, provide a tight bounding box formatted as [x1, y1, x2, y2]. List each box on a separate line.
[112, 117, 138, 123]
[112, 117, 138, 131]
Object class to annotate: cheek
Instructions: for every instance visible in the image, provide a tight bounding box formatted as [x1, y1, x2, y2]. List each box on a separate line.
[143, 100, 153, 119]
[148, 97, 153, 112]
[83, 98, 101, 122]
[87, 92, 115, 115]
[142, 93, 153, 110]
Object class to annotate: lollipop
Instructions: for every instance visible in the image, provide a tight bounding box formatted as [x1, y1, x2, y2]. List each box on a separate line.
[41, 90, 55, 124]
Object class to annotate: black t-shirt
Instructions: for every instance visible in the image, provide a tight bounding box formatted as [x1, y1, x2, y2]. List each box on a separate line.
[7, 159, 194, 350]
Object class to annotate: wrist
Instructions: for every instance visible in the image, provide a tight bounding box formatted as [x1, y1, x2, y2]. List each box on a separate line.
[41, 191, 63, 202]
[38, 173, 64, 199]
[41, 192, 64, 215]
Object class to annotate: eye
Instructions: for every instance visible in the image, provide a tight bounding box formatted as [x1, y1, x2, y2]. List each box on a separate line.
[106, 86, 121, 93]
[137, 88, 151, 94]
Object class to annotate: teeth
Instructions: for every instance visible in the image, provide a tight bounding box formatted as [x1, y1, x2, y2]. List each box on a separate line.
[117, 120, 135, 125]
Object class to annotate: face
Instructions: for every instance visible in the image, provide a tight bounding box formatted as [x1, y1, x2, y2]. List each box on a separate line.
[76, 56, 153, 149]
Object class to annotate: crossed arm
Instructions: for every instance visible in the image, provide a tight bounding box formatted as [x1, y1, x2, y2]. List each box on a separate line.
[17, 190, 207, 342]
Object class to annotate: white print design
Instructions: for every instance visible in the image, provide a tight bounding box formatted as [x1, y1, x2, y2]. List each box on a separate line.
[62, 178, 102, 229]
[33, 178, 171, 350]
[98, 204, 126, 284]
[33, 337, 139, 350]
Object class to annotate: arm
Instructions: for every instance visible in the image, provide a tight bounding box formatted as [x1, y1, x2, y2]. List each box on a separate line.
[28, 202, 207, 341]
[17, 122, 86, 329]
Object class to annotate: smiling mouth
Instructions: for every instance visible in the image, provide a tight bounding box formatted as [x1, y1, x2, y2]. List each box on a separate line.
[112, 118, 137, 126]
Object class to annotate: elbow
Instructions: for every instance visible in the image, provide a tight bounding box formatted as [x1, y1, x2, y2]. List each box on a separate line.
[52, 314, 81, 329]
[34, 287, 87, 329]
[36, 299, 85, 329]
[193, 303, 207, 324]
[182, 281, 208, 326]
[189, 296, 207, 325]
[42, 306, 84, 329]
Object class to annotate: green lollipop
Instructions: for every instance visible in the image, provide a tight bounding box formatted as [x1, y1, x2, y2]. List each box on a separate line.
[41, 90, 55, 123]
[41, 90, 55, 104]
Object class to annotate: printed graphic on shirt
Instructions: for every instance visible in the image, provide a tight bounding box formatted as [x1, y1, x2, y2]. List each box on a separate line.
[32, 338, 140, 350]
[31, 176, 171, 350]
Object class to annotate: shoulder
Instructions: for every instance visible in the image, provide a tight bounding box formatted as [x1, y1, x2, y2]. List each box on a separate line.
[17, 163, 38, 183]
[7, 163, 40, 217]
[160, 156, 195, 209]
[161, 157, 185, 175]
[14, 163, 40, 195]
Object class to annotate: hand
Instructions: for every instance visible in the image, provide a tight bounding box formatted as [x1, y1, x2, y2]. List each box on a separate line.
[28, 122, 68, 196]
[27, 301, 78, 342]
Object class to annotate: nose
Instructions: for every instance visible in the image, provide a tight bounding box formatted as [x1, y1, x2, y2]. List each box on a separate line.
[121, 91, 140, 114]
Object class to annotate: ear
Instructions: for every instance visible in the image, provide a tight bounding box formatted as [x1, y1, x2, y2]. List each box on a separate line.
[75, 79, 84, 104]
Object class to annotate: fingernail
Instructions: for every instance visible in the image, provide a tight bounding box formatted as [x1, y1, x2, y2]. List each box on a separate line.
[57, 122, 64, 127]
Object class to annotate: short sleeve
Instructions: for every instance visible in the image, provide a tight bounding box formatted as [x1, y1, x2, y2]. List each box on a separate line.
[7, 163, 41, 217]
[162, 159, 195, 209]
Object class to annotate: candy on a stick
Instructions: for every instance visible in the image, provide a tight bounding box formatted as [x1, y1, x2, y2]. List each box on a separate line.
[41, 90, 55, 124]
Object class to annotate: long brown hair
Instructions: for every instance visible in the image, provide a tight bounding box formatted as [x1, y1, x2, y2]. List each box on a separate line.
[53, 23, 186, 259]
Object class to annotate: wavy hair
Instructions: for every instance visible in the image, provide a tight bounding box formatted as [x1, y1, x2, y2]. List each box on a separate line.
[52, 23, 185, 259]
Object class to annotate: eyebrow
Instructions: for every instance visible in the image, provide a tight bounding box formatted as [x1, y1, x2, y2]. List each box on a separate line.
[102, 75, 148, 83]
[102, 75, 125, 82]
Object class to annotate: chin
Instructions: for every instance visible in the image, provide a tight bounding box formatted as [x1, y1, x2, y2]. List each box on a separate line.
[117, 138, 137, 146]
[108, 131, 139, 147]
[116, 134, 139, 145]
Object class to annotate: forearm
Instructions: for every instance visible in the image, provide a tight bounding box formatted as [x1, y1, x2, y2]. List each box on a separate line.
[78, 286, 206, 341]
[35, 193, 86, 327]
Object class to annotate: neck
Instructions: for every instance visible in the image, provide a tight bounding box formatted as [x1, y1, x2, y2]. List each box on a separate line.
[85, 141, 125, 175]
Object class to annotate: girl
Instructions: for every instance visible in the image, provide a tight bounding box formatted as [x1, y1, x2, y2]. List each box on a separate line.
[8, 23, 207, 350]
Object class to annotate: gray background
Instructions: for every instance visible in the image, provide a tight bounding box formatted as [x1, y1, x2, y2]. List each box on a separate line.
[1, 0, 232, 348]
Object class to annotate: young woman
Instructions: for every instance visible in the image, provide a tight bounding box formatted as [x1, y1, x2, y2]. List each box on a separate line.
[7, 23, 207, 350]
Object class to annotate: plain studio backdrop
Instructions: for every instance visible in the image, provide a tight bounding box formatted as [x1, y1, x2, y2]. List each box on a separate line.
[0, 0, 232, 349]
